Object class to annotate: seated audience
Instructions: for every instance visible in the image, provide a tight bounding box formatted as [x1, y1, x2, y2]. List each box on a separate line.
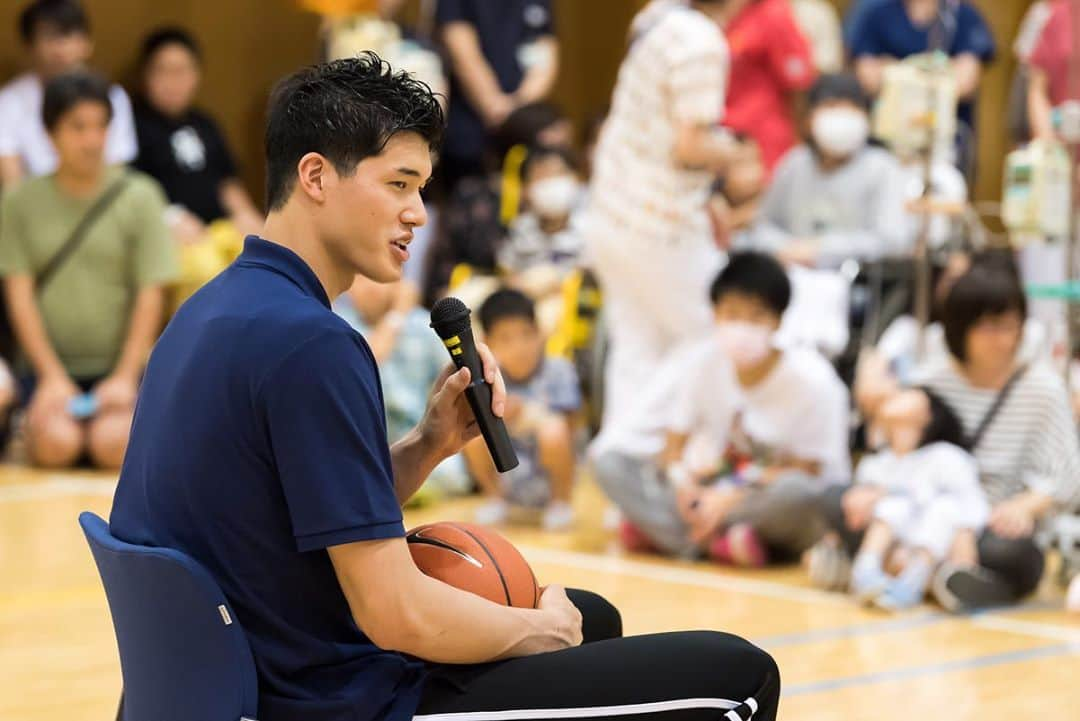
[845, 389, 987, 611]
[468, 289, 580, 531]
[335, 275, 471, 498]
[595, 253, 850, 564]
[0, 0, 136, 187]
[740, 74, 911, 269]
[817, 262, 1080, 611]
[132, 27, 262, 311]
[722, 0, 817, 173]
[0, 72, 178, 469]
[498, 145, 585, 331]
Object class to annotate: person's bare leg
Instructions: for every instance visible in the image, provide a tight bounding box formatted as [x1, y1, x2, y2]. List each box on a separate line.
[947, 529, 979, 567]
[26, 414, 85, 469]
[87, 410, 134, 470]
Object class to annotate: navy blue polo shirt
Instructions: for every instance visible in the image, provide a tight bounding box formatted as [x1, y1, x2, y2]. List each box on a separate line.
[110, 237, 425, 721]
[850, 0, 995, 129]
[436, 0, 554, 162]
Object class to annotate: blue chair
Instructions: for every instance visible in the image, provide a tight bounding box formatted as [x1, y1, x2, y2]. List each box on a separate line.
[79, 512, 259, 721]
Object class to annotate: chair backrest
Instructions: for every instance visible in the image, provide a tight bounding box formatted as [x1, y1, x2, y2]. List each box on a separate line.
[79, 512, 259, 721]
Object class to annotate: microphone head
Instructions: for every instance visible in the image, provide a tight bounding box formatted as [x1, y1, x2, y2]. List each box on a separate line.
[430, 297, 472, 339]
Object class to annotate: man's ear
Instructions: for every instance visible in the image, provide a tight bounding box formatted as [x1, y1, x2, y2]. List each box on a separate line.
[296, 152, 330, 203]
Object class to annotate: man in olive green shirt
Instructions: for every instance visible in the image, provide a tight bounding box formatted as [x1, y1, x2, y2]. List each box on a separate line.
[0, 72, 177, 469]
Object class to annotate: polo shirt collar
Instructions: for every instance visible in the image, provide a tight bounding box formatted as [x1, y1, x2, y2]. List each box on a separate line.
[238, 235, 331, 308]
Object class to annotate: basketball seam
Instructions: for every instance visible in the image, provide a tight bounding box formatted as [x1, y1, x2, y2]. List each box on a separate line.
[451, 522, 513, 606]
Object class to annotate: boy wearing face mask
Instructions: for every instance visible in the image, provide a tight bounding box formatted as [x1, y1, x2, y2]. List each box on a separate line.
[741, 74, 911, 269]
[498, 145, 584, 305]
[595, 253, 850, 564]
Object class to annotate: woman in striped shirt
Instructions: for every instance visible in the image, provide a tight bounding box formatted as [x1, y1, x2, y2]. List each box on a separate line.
[815, 261, 1080, 611]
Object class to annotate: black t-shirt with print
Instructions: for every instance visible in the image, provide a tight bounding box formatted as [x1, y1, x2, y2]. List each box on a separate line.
[133, 101, 238, 224]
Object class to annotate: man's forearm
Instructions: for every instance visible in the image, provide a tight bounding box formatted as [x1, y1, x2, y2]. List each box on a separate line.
[113, 286, 165, 379]
[390, 427, 444, 504]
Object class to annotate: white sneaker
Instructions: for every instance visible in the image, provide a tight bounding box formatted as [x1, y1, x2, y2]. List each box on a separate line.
[542, 501, 574, 532]
[475, 498, 509, 526]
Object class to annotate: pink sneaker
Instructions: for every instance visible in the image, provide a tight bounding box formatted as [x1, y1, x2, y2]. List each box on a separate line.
[710, 523, 767, 567]
[619, 521, 657, 553]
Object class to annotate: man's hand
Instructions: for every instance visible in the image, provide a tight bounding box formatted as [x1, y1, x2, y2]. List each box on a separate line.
[418, 342, 507, 462]
[842, 485, 884, 532]
[93, 374, 139, 413]
[537, 585, 583, 650]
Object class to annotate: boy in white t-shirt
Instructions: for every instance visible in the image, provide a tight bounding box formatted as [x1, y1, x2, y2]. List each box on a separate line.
[847, 389, 988, 611]
[0, 0, 137, 187]
[595, 252, 851, 564]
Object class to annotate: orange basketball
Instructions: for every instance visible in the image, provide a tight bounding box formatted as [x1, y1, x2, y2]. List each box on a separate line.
[406, 522, 539, 608]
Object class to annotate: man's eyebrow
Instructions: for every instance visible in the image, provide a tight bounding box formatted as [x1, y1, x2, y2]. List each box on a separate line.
[395, 167, 422, 177]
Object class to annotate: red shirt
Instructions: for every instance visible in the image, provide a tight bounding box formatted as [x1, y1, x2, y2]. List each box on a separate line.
[1030, 0, 1080, 106]
[723, 0, 816, 172]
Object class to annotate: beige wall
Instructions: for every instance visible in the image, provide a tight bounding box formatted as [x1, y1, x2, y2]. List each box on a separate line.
[0, 0, 1037, 203]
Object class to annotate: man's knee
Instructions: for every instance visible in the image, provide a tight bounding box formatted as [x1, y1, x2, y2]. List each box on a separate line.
[27, 416, 84, 468]
[87, 412, 133, 470]
[690, 631, 781, 711]
[565, 588, 623, 643]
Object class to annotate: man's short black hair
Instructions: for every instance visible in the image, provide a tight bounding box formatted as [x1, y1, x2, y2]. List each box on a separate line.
[42, 71, 112, 132]
[709, 251, 791, 316]
[19, 0, 89, 44]
[942, 260, 1028, 363]
[140, 26, 201, 69]
[918, 389, 967, 450]
[479, 288, 536, 333]
[263, 52, 444, 211]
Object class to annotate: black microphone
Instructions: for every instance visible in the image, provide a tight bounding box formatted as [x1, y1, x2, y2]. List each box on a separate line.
[430, 297, 519, 472]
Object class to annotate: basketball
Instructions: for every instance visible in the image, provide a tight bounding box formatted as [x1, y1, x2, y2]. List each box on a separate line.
[406, 522, 539, 608]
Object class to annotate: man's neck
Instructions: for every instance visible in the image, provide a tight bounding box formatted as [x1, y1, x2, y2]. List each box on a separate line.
[736, 349, 782, 388]
[55, 166, 105, 198]
[261, 210, 352, 301]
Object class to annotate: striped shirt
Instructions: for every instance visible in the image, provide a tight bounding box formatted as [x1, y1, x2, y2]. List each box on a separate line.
[920, 362, 1080, 509]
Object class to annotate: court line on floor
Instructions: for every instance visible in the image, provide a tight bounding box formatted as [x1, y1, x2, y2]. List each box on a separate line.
[520, 545, 851, 607]
[782, 643, 1075, 697]
[0, 476, 116, 502]
[757, 611, 949, 648]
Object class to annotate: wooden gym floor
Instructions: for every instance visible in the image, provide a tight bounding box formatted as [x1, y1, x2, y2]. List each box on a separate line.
[2, 465, 1078, 721]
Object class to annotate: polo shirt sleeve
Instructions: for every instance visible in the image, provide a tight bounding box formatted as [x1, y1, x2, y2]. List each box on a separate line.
[764, 2, 817, 91]
[0, 190, 30, 275]
[952, 4, 995, 62]
[126, 176, 179, 287]
[262, 330, 404, 552]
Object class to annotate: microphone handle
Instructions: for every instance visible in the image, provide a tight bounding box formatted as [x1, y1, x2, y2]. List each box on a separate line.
[442, 327, 519, 473]
[462, 379, 519, 473]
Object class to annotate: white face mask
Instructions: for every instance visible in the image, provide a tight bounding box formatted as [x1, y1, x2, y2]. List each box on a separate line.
[811, 108, 869, 158]
[715, 321, 773, 369]
[528, 176, 580, 218]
